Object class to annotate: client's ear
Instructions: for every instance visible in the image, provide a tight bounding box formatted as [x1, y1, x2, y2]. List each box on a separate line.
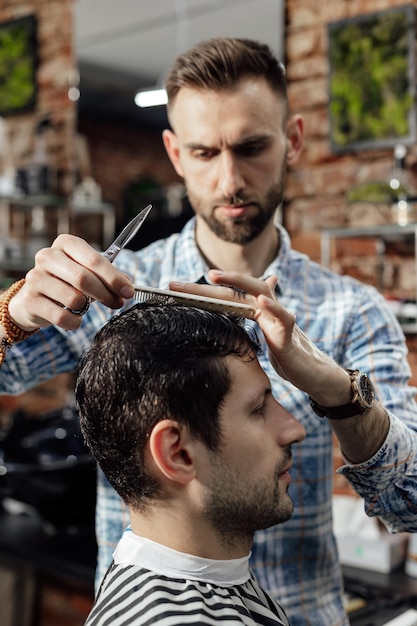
[148, 420, 197, 485]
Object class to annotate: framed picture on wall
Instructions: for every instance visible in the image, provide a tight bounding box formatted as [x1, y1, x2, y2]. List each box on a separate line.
[0, 14, 38, 116]
[328, 5, 416, 153]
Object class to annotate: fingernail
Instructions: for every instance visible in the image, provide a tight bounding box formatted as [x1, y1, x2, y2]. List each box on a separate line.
[170, 281, 185, 288]
[209, 270, 224, 276]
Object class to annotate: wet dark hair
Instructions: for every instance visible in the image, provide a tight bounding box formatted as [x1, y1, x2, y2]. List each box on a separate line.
[76, 302, 260, 508]
[164, 36, 288, 121]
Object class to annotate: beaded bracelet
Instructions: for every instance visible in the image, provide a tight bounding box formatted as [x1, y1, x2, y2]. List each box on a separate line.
[0, 279, 39, 368]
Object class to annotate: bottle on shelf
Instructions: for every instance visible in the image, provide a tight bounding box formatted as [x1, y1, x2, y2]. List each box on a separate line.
[16, 117, 57, 197]
[389, 144, 417, 226]
[26, 205, 50, 258]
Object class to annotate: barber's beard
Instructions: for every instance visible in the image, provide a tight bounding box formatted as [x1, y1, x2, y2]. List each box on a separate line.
[187, 181, 285, 245]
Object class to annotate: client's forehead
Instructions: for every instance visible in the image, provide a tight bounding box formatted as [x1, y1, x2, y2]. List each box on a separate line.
[221, 355, 269, 409]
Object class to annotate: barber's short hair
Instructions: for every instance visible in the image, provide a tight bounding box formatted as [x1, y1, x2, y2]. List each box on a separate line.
[165, 36, 287, 115]
[76, 302, 260, 508]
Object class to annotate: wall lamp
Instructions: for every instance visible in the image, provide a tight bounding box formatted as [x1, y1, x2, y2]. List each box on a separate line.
[134, 88, 168, 108]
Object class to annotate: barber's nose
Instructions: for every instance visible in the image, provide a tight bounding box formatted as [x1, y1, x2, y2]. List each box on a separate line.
[218, 152, 245, 198]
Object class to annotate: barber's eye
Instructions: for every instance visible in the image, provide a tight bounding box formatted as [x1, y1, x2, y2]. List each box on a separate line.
[237, 143, 265, 157]
[194, 149, 215, 159]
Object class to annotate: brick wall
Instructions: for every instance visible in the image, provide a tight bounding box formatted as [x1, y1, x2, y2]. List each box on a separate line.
[283, 0, 417, 492]
[0, 0, 77, 194]
[284, 0, 417, 295]
[285, 0, 417, 236]
[78, 116, 181, 228]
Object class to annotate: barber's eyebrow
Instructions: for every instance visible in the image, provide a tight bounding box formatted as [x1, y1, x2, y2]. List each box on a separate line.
[184, 133, 274, 151]
[235, 133, 274, 146]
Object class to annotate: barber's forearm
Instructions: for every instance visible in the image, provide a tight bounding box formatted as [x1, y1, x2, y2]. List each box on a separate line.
[306, 365, 390, 463]
[305, 367, 392, 464]
[328, 403, 390, 464]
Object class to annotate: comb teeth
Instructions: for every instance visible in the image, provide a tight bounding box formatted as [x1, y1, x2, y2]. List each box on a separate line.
[132, 285, 256, 319]
[133, 290, 172, 305]
[132, 289, 148, 303]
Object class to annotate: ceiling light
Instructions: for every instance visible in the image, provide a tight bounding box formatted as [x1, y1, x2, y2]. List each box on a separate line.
[134, 88, 168, 108]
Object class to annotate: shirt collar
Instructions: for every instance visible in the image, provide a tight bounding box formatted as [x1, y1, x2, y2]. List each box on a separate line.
[260, 222, 293, 296]
[170, 217, 209, 283]
[173, 218, 293, 296]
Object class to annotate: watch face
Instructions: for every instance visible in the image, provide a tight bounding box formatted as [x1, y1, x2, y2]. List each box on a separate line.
[359, 374, 375, 408]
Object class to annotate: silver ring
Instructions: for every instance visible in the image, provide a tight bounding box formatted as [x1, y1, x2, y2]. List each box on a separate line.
[67, 294, 91, 316]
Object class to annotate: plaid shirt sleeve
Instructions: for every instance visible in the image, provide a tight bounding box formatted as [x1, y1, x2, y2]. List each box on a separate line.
[338, 414, 417, 530]
[330, 276, 417, 532]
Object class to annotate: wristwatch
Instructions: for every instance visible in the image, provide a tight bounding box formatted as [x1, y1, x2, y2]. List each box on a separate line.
[309, 369, 375, 419]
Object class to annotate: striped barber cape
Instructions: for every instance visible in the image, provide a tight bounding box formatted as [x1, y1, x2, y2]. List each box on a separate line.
[85, 530, 289, 626]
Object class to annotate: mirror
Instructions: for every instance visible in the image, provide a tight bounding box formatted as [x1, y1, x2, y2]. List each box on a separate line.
[328, 5, 416, 153]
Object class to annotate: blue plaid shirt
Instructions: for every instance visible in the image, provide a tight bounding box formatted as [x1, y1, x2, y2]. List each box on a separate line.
[2, 218, 417, 626]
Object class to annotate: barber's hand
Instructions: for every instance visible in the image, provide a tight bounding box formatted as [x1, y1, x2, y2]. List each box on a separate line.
[170, 270, 350, 405]
[8, 234, 135, 332]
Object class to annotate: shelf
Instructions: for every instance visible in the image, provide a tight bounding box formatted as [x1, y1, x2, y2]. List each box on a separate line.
[71, 201, 113, 215]
[0, 195, 116, 278]
[0, 193, 67, 209]
[321, 224, 417, 335]
[322, 222, 417, 243]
